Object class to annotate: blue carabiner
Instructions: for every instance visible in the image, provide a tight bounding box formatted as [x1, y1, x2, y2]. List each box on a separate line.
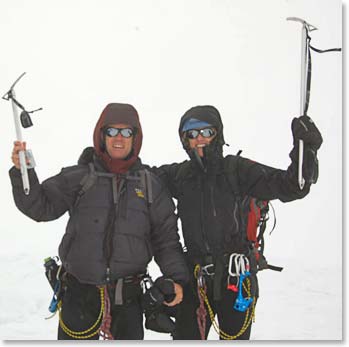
[233, 272, 253, 312]
[48, 280, 61, 313]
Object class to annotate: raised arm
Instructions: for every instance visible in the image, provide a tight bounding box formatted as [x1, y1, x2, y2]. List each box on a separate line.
[226, 115, 323, 202]
[9, 141, 84, 221]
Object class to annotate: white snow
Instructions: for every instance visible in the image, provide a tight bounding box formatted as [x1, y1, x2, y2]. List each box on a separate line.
[0, 241, 342, 340]
[0, 0, 343, 344]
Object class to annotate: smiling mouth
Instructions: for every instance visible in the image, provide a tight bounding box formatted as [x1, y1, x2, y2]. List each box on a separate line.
[112, 144, 124, 149]
[197, 144, 207, 148]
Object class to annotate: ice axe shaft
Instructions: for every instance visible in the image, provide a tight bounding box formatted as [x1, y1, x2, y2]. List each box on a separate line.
[12, 89, 30, 195]
[3, 72, 30, 195]
[287, 17, 317, 190]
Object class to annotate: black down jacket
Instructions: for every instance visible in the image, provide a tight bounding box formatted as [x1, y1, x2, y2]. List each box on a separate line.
[9, 151, 189, 286]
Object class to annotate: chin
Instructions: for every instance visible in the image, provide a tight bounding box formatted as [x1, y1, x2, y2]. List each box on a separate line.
[112, 155, 127, 160]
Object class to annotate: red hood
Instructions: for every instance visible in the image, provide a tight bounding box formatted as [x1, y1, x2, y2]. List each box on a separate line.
[93, 103, 143, 174]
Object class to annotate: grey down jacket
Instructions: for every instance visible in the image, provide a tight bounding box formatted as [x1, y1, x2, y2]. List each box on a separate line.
[9, 151, 189, 286]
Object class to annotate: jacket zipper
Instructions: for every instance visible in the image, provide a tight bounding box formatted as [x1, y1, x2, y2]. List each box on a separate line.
[210, 185, 217, 217]
[200, 176, 211, 254]
[104, 206, 117, 283]
[104, 175, 124, 283]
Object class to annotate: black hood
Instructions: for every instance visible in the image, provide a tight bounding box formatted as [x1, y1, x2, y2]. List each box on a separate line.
[178, 106, 226, 166]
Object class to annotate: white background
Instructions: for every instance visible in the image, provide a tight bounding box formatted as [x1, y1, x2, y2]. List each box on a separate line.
[0, 0, 343, 342]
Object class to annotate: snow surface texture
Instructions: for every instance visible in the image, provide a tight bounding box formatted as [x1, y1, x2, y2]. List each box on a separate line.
[0, 0, 342, 342]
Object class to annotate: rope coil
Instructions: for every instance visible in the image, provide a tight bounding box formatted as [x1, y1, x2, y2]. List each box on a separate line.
[58, 286, 105, 339]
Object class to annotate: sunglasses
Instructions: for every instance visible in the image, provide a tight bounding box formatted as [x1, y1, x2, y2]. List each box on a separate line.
[185, 127, 216, 139]
[104, 127, 134, 138]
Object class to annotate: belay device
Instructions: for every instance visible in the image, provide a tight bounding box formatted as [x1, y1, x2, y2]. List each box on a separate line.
[2, 72, 42, 195]
[286, 17, 341, 189]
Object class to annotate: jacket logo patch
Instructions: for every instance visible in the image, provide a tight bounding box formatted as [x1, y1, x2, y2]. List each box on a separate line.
[135, 188, 145, 199]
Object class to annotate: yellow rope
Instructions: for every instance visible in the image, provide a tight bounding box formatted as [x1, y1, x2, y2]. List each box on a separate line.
[194, 264, 256, 340]
[58, 286, 105, 339]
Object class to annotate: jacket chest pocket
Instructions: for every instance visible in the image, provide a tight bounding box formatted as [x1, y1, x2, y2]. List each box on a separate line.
[113, 184, 152, 265]
[119, 183, 151, 234]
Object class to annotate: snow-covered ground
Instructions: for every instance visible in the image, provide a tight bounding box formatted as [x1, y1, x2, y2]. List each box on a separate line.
[0, 225, 342, 341]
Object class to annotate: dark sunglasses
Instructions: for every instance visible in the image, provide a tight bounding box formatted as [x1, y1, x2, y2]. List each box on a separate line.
[185, 127, 216, 139]
[104, 127, 134, 138]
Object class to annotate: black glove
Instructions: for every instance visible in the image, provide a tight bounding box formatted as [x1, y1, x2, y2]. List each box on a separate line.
[291, 115, 323, 150]
[290, 115, 322, 184]
[154, 277, 176, 303]
[141, 277, 176, 334]
[141, 285, 164, 312]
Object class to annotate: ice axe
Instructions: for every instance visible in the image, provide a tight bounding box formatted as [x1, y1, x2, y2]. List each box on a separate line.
[2, 72, 42, 195]
[286, 17, 341, 189]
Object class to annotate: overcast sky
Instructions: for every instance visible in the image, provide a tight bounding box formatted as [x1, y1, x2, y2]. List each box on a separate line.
[0, 0, 343, 342]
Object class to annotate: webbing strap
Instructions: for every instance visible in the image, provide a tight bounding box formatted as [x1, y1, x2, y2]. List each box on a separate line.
[304, 29, 341, 115]
[77, 165, 153, 206]
[267, 264, 283, 272]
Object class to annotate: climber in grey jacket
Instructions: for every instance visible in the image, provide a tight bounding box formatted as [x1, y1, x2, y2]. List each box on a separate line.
[9, 103, 189, 340]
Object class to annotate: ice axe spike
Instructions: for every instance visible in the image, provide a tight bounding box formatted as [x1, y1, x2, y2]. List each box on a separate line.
[286, 17, 316, 190]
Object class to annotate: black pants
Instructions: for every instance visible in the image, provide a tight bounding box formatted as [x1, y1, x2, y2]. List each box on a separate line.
[173, 274, 258, 340]
[57, 274, 144, 340]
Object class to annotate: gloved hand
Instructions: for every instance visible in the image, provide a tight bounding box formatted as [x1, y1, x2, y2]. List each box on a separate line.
[291, 115, 323, 150]
[289, 115, 321, 184]
[141, 276, 177, 334]
[154, 277, 176, 303]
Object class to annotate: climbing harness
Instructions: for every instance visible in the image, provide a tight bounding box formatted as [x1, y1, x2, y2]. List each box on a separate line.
[44, 256, 114, 340]
[194, 263, 256, 340]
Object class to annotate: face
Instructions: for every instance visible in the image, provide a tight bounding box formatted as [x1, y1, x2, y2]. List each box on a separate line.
[186, 127, 217, 157]
[105, 123, 134, 159]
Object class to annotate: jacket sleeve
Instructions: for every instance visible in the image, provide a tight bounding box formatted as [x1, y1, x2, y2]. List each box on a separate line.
[148, 176, 189, 285]
[148, 163, 181, 199]
[9, 165, 84, 222]
[227, 144, 318, 202]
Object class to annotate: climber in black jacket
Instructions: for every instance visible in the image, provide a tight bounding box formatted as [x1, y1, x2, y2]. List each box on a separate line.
[149, 105, 323, 340]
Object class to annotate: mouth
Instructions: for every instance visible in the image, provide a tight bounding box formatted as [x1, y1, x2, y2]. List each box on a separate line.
[196, 144, 207, 148]
[112, 144, 124, 149]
